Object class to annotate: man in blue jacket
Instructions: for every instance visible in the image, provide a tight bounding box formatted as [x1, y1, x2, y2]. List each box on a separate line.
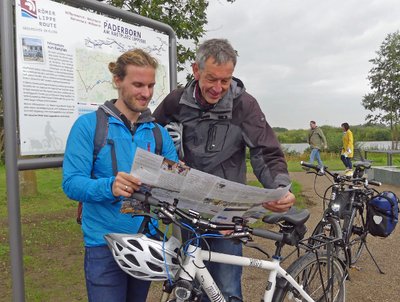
[63, 49, 178, 302]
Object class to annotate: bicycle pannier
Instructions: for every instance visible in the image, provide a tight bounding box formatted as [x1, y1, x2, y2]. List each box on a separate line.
[367, 191, 399, 237]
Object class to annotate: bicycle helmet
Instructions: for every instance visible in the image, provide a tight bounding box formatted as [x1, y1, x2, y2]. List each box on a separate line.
[104, 233, 181, 281]
[164, 122, 184, 158]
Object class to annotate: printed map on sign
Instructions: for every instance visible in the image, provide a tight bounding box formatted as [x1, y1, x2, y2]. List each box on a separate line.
[76, 37, 169, 108]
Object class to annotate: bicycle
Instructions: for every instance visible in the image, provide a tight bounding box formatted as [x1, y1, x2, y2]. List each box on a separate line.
[105, 192, 347, 302]
[300, 160, 383, 271]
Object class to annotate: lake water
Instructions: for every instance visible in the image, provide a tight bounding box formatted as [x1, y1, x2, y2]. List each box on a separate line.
[282, 141, 393, 154]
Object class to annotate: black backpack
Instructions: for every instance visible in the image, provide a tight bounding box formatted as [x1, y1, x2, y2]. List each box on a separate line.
[76, 106, 163, 224]
[367, 191, 399, 237]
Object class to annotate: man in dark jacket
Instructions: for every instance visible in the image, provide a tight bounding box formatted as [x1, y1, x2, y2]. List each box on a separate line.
[153, 38, 295, 301]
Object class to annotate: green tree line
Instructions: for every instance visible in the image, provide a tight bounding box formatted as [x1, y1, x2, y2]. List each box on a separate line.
[274, 124, 392, 153]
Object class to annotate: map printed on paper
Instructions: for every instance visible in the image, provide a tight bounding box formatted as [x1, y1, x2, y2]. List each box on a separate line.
[129, 148, 291, 223]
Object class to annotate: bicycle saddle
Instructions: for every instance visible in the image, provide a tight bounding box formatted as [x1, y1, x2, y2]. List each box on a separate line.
[353, 161, 371, 169]
[262, 207, 310, 226]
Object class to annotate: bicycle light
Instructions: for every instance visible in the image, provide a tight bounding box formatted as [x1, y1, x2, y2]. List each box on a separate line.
[174, 279, 193, 301]
[331, 203, 341, 213]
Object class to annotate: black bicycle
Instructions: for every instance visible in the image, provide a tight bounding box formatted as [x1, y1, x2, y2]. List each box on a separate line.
[301, 160, 383, 271]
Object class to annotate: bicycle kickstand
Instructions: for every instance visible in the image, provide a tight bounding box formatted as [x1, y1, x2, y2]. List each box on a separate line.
[363, 240, 385, 274]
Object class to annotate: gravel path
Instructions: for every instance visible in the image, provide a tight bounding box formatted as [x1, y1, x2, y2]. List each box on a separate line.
[242, 171, 400, 301]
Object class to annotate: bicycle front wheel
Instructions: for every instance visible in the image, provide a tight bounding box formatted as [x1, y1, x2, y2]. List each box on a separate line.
[309, 216, 346, 263]
[274, 251, 346, 302]
[344, 206, 366, 265]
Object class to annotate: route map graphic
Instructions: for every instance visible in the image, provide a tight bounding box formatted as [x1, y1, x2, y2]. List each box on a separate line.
[76, 37, 169, 108]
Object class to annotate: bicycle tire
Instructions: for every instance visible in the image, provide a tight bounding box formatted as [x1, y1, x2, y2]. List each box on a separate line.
[274, 251, 346, 302]
[308, 216, 346, 263]
[344, 205, 366, 265]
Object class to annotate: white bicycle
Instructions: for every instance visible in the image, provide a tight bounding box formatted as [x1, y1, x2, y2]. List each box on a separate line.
[105, 192, 347, 302]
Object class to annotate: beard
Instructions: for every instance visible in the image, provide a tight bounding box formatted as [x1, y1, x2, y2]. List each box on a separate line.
[123, 97, 150, 113]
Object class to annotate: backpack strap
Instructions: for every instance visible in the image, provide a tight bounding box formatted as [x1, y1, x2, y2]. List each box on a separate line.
[92, 107, 117, 177]
[152, 123, 163, 155]
[78, 107, 116, 225]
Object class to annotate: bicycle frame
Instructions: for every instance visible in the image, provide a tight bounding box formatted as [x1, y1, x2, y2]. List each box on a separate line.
[110, 192, 345, 302]
[164, 243, 315, 302]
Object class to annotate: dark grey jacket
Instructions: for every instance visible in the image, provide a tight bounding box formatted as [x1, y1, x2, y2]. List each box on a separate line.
[153, 78, 290, 189]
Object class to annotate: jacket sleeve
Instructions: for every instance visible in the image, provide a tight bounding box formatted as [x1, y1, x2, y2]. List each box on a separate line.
[62, 114, 115, 203]
[159, 124, 179, 162]
[319, 128, 328, 146]
[153, 89, 183, 126]
[240, 94, 290, 189]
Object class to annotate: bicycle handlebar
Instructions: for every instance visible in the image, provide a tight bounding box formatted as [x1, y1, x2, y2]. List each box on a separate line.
[300, 161, 381, 187]
[131, 192, 287, 243]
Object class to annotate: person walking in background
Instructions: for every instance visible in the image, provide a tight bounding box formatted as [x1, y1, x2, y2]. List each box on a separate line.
[153, 38, 295, 302]
[62, 49, 178, 302]
[307, 120, 327, 174]
[340, 122, 354, 176]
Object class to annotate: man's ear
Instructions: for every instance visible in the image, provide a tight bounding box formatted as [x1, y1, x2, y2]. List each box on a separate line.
[113, 75, 121, 88]
[192, 63, 200, 81]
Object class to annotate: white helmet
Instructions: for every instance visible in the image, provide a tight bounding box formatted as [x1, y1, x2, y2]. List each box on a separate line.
[165, 122, 184, 158]
[104, 233, 181, 281]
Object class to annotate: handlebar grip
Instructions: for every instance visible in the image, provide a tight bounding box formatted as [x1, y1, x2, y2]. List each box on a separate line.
[300, 161, 318, 170]
[252, 228, 284, 242]
[131, 192, 160, 206]
[368, 180, 382, 186]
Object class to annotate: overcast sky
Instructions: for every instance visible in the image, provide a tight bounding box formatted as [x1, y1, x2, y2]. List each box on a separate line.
[200, 0, 400, 129]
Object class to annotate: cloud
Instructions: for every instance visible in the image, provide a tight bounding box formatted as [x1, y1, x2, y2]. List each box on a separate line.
[204, 0, 400, 129]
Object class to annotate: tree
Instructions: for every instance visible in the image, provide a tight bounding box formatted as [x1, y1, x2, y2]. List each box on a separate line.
[362, 31, 400, 149]
[102, 0, 235, 82]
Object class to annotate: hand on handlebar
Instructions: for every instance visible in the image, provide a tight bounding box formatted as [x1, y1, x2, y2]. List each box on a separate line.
[262, 191, 295, 212]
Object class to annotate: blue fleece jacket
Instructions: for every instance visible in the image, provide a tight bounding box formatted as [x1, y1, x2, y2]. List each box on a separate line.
[62, 102, 178, 246]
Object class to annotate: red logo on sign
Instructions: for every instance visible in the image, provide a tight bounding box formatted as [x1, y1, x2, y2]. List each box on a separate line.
[21, 0, 37, 18]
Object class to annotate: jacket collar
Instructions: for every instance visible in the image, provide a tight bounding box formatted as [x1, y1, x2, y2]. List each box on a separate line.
[101, 99, 155, 124]
[179, 77, 246, 117]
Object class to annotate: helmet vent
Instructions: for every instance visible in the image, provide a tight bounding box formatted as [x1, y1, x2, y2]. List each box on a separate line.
[125, 254, 140, 267]
[115, 242, 124, 252]
[147, 262, 163, 272]
[128, 239, 143, 251]
[149, 246, 163, 261]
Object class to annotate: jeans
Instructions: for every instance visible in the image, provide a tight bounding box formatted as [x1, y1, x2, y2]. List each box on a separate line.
[84, 246, 151, 302]
[309, 148, 324, 168]
[201, 238, 243, 302]
[341, 155, 353, 169]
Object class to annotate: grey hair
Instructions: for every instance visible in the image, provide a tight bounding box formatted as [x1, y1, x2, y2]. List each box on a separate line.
[195, 39, 237, 70]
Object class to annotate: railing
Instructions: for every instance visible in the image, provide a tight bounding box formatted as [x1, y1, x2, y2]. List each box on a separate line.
[364, 149, 400, 166]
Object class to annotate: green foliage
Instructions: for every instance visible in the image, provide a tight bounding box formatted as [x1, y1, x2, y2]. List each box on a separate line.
[362, 31, 400, 149]
[276, 124, 393, 153]
[103, 0, 235, 82]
